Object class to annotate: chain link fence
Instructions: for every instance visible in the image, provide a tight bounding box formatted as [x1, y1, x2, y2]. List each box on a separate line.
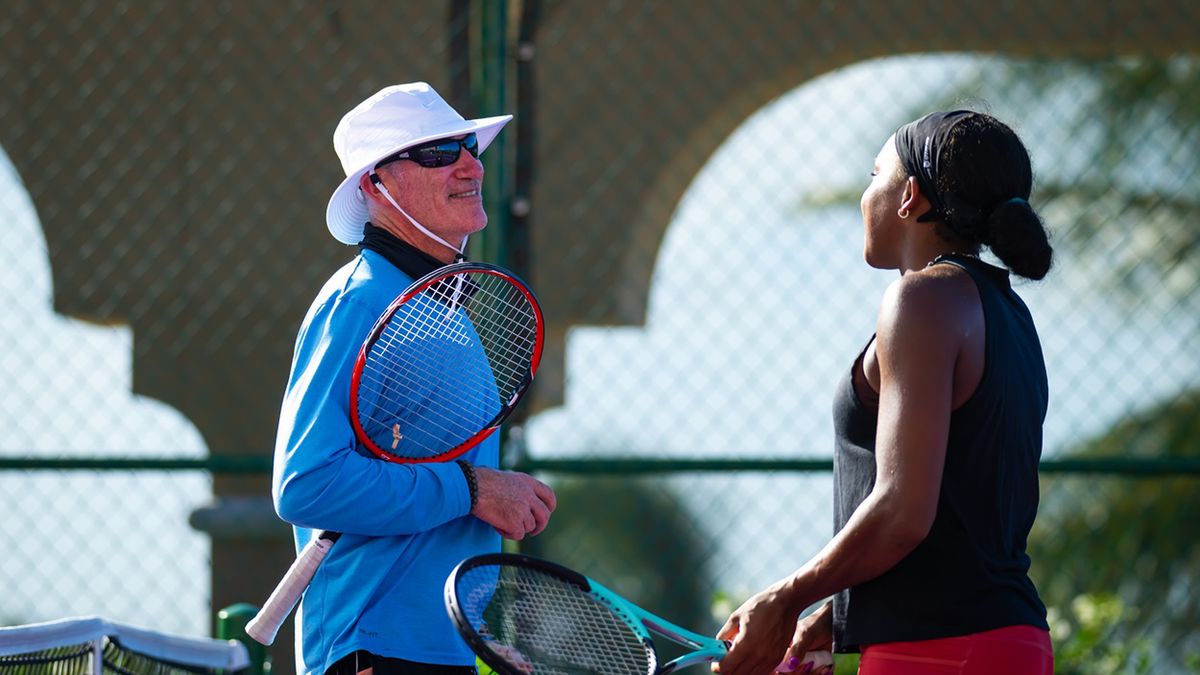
[1, 2, 1197, 673]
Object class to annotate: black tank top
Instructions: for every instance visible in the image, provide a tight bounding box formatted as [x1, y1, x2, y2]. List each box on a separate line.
[831, 255, 1050, 652]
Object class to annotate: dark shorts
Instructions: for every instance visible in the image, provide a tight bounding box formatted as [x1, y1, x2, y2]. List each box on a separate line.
[325, 651, 478, 675]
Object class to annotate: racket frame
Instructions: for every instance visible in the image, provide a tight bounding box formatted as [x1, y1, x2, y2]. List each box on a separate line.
[445, 553, 728, 675]
[349, 262, 544, 463]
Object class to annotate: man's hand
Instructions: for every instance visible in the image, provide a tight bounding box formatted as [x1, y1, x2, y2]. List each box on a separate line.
[472, 467, 556, 539]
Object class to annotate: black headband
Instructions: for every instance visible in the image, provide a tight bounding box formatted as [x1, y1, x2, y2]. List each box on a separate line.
[894, 110, 973, 223]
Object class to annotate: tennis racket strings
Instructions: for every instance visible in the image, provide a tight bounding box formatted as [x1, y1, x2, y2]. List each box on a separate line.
[455, 562, 655, 675]
[356, 269, 540, 460]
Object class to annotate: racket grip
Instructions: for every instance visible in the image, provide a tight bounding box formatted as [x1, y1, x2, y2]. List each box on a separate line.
[777, 650, 833, 674]
[245, 532, 340, 645]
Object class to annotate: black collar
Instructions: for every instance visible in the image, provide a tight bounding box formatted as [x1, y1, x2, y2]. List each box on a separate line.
[358, 222, 452, 280]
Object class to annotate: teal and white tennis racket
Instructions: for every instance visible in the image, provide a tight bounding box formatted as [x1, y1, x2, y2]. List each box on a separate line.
[445, 553, 832, 675]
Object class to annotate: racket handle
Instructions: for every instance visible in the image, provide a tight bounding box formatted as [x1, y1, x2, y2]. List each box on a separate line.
[777, 650, 833, 674]
[245, 531, 340, 645]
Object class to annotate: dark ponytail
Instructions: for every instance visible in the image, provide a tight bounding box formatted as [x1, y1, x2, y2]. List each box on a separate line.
[931, 113, 1054, 280]
[984, 197, 1053, 280]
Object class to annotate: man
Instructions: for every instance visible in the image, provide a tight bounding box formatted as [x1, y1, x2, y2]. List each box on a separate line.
[272, 82, 557, 675]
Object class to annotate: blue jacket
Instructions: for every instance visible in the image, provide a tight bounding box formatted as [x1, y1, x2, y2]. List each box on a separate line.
[272, 249, 498, 673]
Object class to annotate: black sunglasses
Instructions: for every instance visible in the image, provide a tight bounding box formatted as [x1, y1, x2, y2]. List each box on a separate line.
[375, 133, 480, 169]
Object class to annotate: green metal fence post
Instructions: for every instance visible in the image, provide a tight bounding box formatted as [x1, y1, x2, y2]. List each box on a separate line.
[217, 603, 270, 675]
[471, 0, 511, 268]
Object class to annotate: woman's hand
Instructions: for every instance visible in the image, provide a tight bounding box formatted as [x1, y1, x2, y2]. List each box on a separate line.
[711, 580, 805, 675]
[782, 602, 833, 674]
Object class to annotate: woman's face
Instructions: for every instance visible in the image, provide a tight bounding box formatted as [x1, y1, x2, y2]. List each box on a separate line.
[860, 136, 908, 269]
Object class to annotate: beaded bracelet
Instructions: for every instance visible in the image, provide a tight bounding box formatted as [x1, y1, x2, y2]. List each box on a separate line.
[456, 459, 478, 511]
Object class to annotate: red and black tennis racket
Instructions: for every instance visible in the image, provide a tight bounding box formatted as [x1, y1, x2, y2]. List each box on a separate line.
[246, 262, 544, 645]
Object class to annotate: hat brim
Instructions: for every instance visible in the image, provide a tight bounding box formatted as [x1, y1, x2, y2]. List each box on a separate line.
[325, 114, 512, 245]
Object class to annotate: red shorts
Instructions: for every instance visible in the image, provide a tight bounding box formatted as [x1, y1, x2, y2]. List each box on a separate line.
[857, 625, 1053, 675]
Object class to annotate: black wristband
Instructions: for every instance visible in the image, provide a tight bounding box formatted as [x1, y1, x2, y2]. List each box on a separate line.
[456, 459, 478, 511]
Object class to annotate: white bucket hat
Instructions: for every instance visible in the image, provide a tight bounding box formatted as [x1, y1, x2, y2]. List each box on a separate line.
[325, 82, 512, 245]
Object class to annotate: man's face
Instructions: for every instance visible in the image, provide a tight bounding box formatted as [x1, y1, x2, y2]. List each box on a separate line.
[378, 135, 488, 242]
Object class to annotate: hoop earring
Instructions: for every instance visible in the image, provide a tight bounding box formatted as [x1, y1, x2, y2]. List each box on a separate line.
[898, 207, 910, 219]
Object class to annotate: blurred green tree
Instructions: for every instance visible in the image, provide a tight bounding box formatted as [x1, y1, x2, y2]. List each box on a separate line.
[519, 476, 716, 635]
[1004, 55, 1200, 672]
[1031, 390, 1200, 671]
[1022, 58, 1200, 299]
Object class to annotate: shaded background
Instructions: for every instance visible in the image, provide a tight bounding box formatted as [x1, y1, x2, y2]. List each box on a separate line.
[1, 1, 1197, 673]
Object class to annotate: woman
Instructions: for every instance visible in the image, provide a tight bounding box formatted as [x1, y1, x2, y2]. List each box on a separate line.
[714, 111, 1055, 675]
